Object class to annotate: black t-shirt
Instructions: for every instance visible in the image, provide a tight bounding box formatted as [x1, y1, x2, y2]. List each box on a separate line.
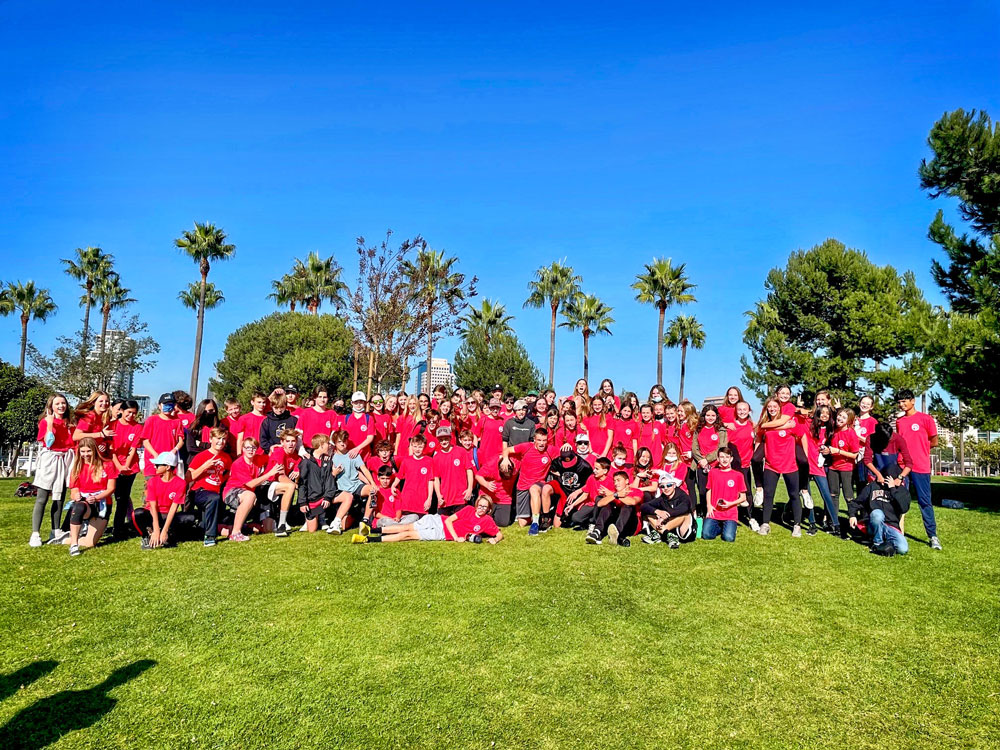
[549, 456, 593, 493]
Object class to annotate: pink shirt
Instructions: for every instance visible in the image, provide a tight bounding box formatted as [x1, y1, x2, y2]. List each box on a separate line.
[895, 412, 937, 474]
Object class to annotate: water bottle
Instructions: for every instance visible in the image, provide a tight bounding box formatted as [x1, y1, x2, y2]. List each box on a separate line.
[466, 534, 482, 544]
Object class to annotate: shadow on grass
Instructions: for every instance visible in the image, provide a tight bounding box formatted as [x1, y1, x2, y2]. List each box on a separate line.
[0, 661, 58, 704]
[0, 659, 155, 750]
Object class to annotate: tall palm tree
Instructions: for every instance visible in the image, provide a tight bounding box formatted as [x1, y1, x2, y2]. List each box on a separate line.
[0, 281, 58, 372]
[61, 246, 115, 353]
[633, 258, 697, 385]
[92, 274, 135, 361]
[292, 252, 347, 315]
[402, 248, 469, 389]
[459, 298, 514, 345]
[524, 260, 582, 387]
[558, 293, 614, 383]
[179, 282, 225, 313]
[268, 272, 305, 312]
[664, 314, 705, 403]
[175, 222, 236, 399]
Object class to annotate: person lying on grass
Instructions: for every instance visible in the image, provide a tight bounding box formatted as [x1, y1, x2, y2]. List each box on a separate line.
[296, 433, 341, 533]
[639, 472, 696, 548]
[326, 429, 376, 535]
[350, 496, 503, 545]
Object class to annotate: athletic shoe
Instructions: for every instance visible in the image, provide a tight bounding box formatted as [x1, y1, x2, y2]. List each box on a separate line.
[640, 533, 658, 545]
[528, 522, 539, 536]
[801, 490, 814, 510]
[350, 534, 368, 544]
[666, 532, 680, 549]
[359, 521, 372, 538]
[618, 537, 631, 548]
[607, 525, 619, 546]
[757, 523, 770, 536]
[275, 524, 289, 538]
[229, 532, 250, 542]
[870, 540, 896, 557]
[791, 525, 802, 538]
[753, 488, 764, 508]
[47, 529, 69, 545]
[587, 523, 595, 534]
[29, 532, 42, 548]
[204, 538, 217, 547]
[748, 518, 760, 533]
[69, 544, 81, 557]
[807, 523, 818, 537]
[328, 518, 344, 535]
[585, 529, 602, 545]
[641, 527, 661, 545]
[930, 536, 942, 550]
[321, 522, 330, 532]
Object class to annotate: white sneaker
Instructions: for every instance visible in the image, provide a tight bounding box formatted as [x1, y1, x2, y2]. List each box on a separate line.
[791, 524, 802, 538]
[749, 518, 760, 532]
[47, 529, 69, 545]
[29, 532, 42, 548]
[753, 488, 764, 508]
[757, 522, 770, 536]
[801, 490, 814, 510]
[327, 518, 343, 535]
[321, 522, 330, 532]
[69, 544, 82, 557]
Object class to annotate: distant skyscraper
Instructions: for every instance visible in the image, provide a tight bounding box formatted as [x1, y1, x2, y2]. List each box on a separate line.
[414, 358, 455, 393]
[91, 329, 136, 398]
[702, 395, 724, 410]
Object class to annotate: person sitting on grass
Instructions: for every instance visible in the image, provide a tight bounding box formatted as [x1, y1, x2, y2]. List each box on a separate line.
[223, 437, 284, 541]
[702, 446, 746, 543]
[351, 495, 503, 545]
[562, 456, 613, 530]
[848, 462, 911, 556]
[326, 429, 376, 535]
[639, 473, 696, 548]
[296, 433, 340, 533]
[545, 445, 593, 529]
[65, 437, 118, 557]
[366, 465, 419, 530]
[269, 430, 303, 537]
[132, 452, 195, 548]
[584, 469, 643, 547]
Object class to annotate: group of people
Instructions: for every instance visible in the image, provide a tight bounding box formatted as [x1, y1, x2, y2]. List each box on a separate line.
[26, 377, 941, 558]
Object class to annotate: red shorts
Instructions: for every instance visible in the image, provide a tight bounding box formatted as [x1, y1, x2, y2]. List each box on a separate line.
[545, 480, 569, 514]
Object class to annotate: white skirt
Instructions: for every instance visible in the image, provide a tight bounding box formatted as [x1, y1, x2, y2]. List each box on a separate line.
[33, 447, 74, 495]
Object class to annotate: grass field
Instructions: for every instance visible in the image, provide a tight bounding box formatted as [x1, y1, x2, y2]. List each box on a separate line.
[1, 477, 998, 749]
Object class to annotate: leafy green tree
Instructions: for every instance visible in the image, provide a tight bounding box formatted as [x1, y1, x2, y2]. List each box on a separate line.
[559, 293, 614, 383]
[459, 298, 514, 345]
[741, 238, 933, 405]
[524, 260, 582, 387]
[664, 314, 705, 402]
[61, 246, 114, 353]
[453, 332, 545, 396]
[210, 312, 353, 405]
[179, 282, 225, 313]
[175, 222, 236, 399]
[0, 359, 51, 465]
[632, 258, 697, 385]
[918, 108, 1000, 413]
[0, 281, 58, 372]
[92, 274, 134, 362]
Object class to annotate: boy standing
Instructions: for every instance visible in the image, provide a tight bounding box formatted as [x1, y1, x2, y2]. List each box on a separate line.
[392, 435, 436, 517]
[894, 389, 941, 550]
[703, 446, 746, 543]
[432, 426, 475, 517]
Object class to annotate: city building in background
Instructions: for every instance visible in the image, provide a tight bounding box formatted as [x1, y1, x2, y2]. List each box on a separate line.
[702, 395, 724, 409]
[92, 329, 136, 398]
[413, 358, 455, 394]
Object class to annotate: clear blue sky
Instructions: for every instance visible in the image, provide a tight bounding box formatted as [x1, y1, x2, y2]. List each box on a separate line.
[2, 1, 998, 408]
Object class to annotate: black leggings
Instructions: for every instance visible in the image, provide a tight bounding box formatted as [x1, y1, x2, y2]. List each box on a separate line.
[32, 488, 65, 535]
[112, 472, 137, 540]
[566, 504, 597, 528]
[751, 443, 765, 488]
[695, 467, 710, 515]
[131, 507, 201, 544]
[762, 469, 800, 526]
[795, 444, 810, 494]
[827, 470, 855, 516]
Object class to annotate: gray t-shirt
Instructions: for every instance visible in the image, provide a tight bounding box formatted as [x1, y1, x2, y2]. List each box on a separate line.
[502, 416, 537, 449]
[331, 452, 365, 494]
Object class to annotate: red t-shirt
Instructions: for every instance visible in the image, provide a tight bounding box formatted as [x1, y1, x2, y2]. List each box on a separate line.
[227, 453, 268, 493]
[802, 426, 827, 476]
[423, 434, 440, 456]
[763, 425, 797, 474]
[146, 474, 187, 514]
[612, 418, 639, 462]
[342, 412, 376, 456]
[188, 449, 232, 493]
[366, 455, 397, 479]
[554, 424, 586, 450]
[70, 460, 118, 498]
[727, 420, 754, 465]
[372, 486, 399, 520]
[111, 421, 143, 474]
[697, 426, 723, 465]
[397, 455, 435, 513]
[677, 424, 694, 455]
[76, 411, 114, 461]
[664, 461, 689, 487]
[220, 414, 242, 456]
[477, 459, 514, 506]
[265, 446, 301, 477]
[37, 417, 74, 451]
[475, 416, 506, 461]
[829, 428, 859, 471]
[237, 412, 267, 447]
[857, 414, 878, 444]
[433, 448, 474, 506]
[718, 403, 737, 425]
[582, 416, 613, 455]
[780, 401, 796, 419]
[895, 412, 937, 474]
[141, 414, 183, 476]
[443, 504, 500, 540]
[394, 415, 421, 458]
[581, 473, 614, 506]
[296, 407, 336, 445]
[636, 420, 665, 467]
[372, 412, 394, 442]
[510, 442, 558, 491]
[176, 411, 195, 433]
[706, 467, 746, 521]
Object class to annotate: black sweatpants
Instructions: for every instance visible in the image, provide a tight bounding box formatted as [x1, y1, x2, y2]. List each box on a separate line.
[130, 506, 201, 544]
[592, 503, 637, 540]
[565, 503, 597, 528]
[762, 469, 800, 526]
[112, 472, 138, 541]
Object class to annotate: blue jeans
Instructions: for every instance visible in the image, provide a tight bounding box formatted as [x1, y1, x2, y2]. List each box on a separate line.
[702, 517, 737, 542]
[809, 474, 839, 529]
[870, 509, 908, 554]
[192, 489, 221, 541]
[909, 472, 936, 538]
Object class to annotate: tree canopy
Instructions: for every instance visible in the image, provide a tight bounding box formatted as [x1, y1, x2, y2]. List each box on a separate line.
[0, 360, 49, 452]
[453, 332, 544, 396]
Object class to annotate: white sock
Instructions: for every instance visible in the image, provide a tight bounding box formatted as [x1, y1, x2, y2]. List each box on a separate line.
[279, 510, 288, 526]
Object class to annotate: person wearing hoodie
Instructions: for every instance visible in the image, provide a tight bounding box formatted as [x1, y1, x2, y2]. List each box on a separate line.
[848, 462, 911, 556]
[259, 393, 299, 455]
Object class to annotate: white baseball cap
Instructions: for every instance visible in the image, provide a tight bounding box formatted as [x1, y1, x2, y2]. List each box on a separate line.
[351, 391, 367, 402]
[151, 452, 178, 468]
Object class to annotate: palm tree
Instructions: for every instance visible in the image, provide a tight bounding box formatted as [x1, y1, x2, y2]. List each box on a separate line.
[268, 272, 305, 312]
[633, 258, 697, 384]
[61, 246, 115, 352]
[179, 282, 225, 313]
[175, 222, 236, 399]
[459, 298, 514, 345]
[292, 252, 347, 315]
[664, 314, 705, 403]
[92, 274, 135, 361]
[0, 281, 58, 372]
[402, 248, 470, 388]
[524, 260, 582, 387]
[558, 293, 614, 383]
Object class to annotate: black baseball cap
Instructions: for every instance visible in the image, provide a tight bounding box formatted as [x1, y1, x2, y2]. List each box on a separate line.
[158, 392, 176, 404]
[285, 384, 299, 394]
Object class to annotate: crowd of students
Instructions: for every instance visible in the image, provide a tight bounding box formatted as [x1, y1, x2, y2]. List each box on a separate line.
[26, 377, 941, 558]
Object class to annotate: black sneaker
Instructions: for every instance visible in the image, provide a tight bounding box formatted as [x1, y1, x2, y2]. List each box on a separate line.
[585, 529, 602, 545]
[870, 540, 896, 557]
[666, 532, 680, 549]
[140, 537, 152, 550]
[618, 537, 631, 548]
[275, 524, 289, 538]
[807, 523, 818, 537]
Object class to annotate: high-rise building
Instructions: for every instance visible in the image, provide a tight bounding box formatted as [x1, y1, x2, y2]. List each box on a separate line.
[414, 358, 455, 394]
[702, 395, 725, 409]
[91, 329, 136, 398]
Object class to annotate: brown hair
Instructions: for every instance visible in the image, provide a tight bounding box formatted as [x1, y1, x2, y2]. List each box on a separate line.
[311, 433, 330, 450]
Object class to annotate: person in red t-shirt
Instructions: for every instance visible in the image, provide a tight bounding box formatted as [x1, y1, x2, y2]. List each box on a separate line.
[366, 465, 415, 530]
[66, 437, 118, 556]
[750, 384, 796, 506]
[223, 436, 284, 540]
[432, 427, 475, 517]
[894, 388, 941, 549]
[502, 427, 558, 534]
[365, 441, 398, 480]
[718, 386, 743, 428]
[757, 397, 802, 537]
[132, 451, 194, 547]
[826, 407, 860, 528]
[475, 457, 517, 527]
[564, 456, 612, 529]
[351, 495, 503, 545]
[186, 427, 232, 547]
[142, 393, 185, 477]
[72, 390, 115, 463]
[392, 434, 436, 516]
[702, 447, 746, 542]
[221, 398, 243, 457]
[584, 469, 642, 547]
[854, 395, 877, 488]
[109, 399, 143, 541]
[268, 430, 304, 536]
[236, 392, 269, 454]
[476, 399, 506, 465]
[29, 393, 74, 548]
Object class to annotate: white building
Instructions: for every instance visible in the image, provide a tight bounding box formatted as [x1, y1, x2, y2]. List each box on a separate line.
[414, 358, 455, 394]
[92, 329, 136, 398]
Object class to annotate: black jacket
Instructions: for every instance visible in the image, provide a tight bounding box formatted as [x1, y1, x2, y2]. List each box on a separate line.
[641, 487, 694, 519]
[297, 455, 338, 505]
[260, 410, 299, 455]
[849, 479, 911, 528]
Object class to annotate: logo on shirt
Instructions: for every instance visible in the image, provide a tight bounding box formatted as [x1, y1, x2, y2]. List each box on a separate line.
[727, 479, 735, 488]
[168, 492, 177, 500]
[325, 421, 332, 429]
[860, 428, 867, 436]
[778, 430, 787, 437]
[128, 432, 136, 441]
[420, 467, 428, 475]
[360, 424, 368, 432]
[625, 428, 632, 436]
[838, 440, 845, 447]
[711, 434, 718, 442]
[472, 523, 482, 533]
[911, 423, 920, 431]
[541, 457, 549, 464]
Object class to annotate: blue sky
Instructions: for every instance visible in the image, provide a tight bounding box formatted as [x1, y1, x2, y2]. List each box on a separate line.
[1, 1, 998, 408]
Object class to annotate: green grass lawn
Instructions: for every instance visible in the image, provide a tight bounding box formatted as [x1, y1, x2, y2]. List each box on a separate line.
[1, 477, 998, 749]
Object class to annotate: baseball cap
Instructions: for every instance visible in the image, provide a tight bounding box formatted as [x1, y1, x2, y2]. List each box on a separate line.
[526, 390, 538, 397]
[491, 384, 503, 392]
[436, 425, 452, 437]
[513, 399, 528, 410]
[657, 472, 683, 489]
[158, 392, 176, 405]
[575, 434, 590, 443]
[285, 384, 299, 394]
[351, 391, 367, 402]
[151, 452, 178, 468]
[488, 398, 502, 408]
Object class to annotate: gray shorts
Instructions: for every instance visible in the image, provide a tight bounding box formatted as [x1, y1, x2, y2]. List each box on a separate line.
[414, 513, 446, 541]
[515, 487, 539, 519]
[376, 513, 419, 529]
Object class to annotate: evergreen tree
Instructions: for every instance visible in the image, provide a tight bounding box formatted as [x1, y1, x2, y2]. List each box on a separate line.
[453, 332, 545, 396]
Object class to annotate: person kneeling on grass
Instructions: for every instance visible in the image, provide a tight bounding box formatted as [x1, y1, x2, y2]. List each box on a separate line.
[326, 429, 376, 534]
[185, 427, 232, 548]
[639, 473, 696, 549]
[848, 462, 911, 557]
[296, 433, 340, 533]
[702, 446, 746, 543]
[132, 451, 198, 548]
[585, 470, 643, 547]
[65, 437, 118, 557]
[351, 496, 502, 545]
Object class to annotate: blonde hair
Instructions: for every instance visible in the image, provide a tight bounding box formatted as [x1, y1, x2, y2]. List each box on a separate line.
[71, 437, 104, 483]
